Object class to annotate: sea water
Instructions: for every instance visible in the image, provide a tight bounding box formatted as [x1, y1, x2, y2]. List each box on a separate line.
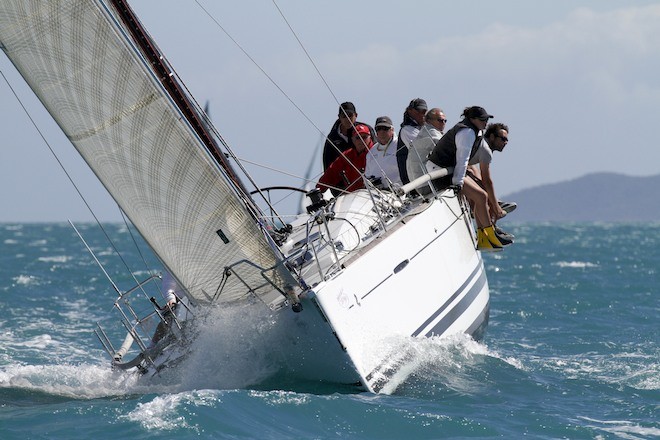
[0, 222, 657, 439]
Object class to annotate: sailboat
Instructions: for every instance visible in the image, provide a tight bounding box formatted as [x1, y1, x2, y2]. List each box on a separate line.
[0, 0, 490, 393]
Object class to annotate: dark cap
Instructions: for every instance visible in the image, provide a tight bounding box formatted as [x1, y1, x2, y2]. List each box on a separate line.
[339, 102, 356, 116]
[408, 98, 427, 111]
[374, 116, 393, 129]
[465, 106, 493, 120]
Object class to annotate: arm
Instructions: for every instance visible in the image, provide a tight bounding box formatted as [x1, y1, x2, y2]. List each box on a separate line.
[317, 155, 345, 192]
[395, 132, 409, 184]
[453, 129, 474, 187]
[161, 272, 178, 308]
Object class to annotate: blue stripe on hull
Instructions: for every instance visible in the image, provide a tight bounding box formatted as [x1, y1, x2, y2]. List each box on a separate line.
[412, 262, 485, 337]
[421, 267, 488, 338]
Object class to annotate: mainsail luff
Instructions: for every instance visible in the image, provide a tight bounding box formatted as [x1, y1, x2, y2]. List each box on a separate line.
[106, 0, 254, 205]
[0, 0, 296, 306]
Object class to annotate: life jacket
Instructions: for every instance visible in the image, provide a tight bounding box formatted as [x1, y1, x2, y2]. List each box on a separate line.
[427, 119, 482, 168]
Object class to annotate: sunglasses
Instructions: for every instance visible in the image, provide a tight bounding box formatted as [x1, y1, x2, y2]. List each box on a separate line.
[497, 135, 509, 142]
[376, 126, 392, 132]
[436, 118, 447, 123]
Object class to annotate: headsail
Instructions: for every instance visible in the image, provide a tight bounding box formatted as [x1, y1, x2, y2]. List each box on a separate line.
[0, 0, 296, 306]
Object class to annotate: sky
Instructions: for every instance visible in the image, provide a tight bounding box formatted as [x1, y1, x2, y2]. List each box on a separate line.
[1, 0, 659, 222]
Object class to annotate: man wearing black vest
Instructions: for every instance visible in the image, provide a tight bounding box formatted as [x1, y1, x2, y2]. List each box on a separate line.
[427, 106, 507, 251]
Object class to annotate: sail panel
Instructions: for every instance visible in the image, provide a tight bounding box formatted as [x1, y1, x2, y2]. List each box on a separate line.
[0, 0, 293, 305]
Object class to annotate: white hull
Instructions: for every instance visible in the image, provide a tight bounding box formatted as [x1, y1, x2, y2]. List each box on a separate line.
[268, 189, 490, 392]
[311, 192, 489, 392]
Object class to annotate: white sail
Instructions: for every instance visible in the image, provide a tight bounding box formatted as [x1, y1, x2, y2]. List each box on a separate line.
[0, 0, 295, 306]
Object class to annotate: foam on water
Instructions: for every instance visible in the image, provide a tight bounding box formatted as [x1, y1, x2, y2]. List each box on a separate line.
[374, 332, 526, 395]
[122, 390, 219, 432]
[540, 351, 660, 391]
[577, 417, 660, 440]
[12, 274, 39, 286]
[37, 255, 70, 263]
[0, 363, 142, 399]
[554, 260, 599, 268]
[169, 303, 292, 390]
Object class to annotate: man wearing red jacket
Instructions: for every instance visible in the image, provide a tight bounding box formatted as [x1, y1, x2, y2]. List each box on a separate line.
[317, 123, 374, 194]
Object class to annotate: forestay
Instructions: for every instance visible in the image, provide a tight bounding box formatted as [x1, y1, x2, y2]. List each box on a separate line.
[0, 0, 296, 306]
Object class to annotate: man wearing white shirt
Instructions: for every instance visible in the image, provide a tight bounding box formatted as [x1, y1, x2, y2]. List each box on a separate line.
[365, 116, 401, 187]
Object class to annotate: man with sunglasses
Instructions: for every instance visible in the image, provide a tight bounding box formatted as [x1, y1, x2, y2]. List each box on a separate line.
[427, 106, 508, 251]
[365, 116, 401, 187]
[407, 108, 447, 183]
[470, 123, 510, 221]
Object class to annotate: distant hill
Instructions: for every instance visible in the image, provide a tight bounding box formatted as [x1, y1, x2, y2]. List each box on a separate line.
[500, 172, 660, 222]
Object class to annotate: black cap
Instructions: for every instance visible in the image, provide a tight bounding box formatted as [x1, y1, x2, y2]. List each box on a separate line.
[374, 116, 393, 129]
[339, 102, 356, 116]
[408, 98, 427, 111]
[465, 106, 493, 120]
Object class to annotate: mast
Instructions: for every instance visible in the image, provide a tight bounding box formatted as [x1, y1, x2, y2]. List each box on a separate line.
[107, 0, 256, 209]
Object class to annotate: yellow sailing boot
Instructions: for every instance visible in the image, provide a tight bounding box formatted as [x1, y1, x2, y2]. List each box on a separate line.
[477, 228, 502, 252]
[482, 225, 505, 249]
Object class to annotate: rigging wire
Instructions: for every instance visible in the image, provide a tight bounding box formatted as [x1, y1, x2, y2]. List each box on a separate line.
[193, 0, 324, 136]
[192, 0, 374, 188]
[270, 0, 339, 107]
[270, 0, 382, 172]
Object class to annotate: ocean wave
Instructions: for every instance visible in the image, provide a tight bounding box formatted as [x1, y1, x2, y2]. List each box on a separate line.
[37, 255, 71, 263]
[122, 390, 218, 432]
[577, 417, 660, 440]
[539, 352, 659, 391]
[0, 364, 142, 399]
[553, 261, 599, 268]
[380, 333, 525, 396]
[12, 274, 39, 286]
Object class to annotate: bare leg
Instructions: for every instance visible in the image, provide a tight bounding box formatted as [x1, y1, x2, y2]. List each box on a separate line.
[461, 175, 490, 228]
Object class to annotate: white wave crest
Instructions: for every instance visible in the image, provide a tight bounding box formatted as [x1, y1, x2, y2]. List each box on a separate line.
[13, 274, 38, 285]
[578, 416, 660, 440]
[554, 261, 598, 268]
[542, 352, 659, 391]
[38, 255, 70, 263]
[372, 333, 525, 395]
[123, 390, 219, 432]
[0, 364, 144, 399]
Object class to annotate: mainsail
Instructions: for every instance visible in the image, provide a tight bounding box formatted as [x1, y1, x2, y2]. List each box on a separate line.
[0, 0, 296, 306]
